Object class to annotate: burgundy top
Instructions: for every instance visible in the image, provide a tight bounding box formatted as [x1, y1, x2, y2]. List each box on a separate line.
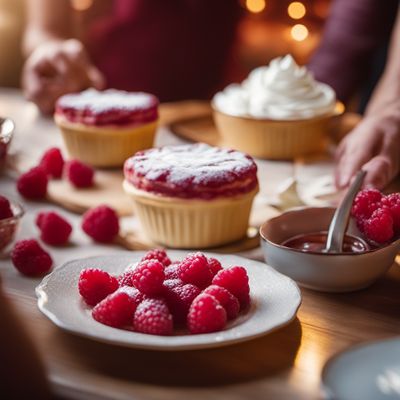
[55, 89, 158, 126]
[309, 0, 398, 103]
[85, 0, 242, 102]
[124, 143, 258, 200]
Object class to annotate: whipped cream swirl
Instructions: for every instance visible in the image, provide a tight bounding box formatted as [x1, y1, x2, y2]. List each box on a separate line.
[213, 55, 336, 120]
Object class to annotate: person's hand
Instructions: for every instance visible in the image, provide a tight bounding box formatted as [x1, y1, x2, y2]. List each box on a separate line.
[335, 112, 400, 189]
[22, 39, 105, 114]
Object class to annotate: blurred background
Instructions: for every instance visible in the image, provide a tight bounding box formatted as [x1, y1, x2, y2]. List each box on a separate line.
[0, 0, 330, 88]
[229, 0, 330, 82]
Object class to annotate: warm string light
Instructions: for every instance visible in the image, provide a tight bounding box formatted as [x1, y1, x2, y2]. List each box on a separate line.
[291, 24, 309, 41]
[288, 2, 306, 19]
[245, 0, 266, 14]
[288, 2, 308, 43]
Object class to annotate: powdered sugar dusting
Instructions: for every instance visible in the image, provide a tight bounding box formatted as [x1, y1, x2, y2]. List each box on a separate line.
[124, 143, 258, 199]
[58, 89, 156, 113]
[131, 144, 253, 183]
[118, 286, 140, 296]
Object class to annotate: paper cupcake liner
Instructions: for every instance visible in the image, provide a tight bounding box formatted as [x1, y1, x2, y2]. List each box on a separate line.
[213, 109, 336, 160]
[123, 181, 258, 248]
[55, 115, 158, 167]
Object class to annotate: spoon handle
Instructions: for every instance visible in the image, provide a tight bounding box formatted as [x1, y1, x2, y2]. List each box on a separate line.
[325, 170, 367, 253]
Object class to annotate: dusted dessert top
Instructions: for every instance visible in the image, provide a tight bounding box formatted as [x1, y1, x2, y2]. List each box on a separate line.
[213, 55, 336, 120]
[124, 143, 258, 200]
[55, 89, 158, 126]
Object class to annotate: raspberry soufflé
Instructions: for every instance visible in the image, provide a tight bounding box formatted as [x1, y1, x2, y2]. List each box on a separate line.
[123, 143, 258, 248]
[55, 89, 159, 167]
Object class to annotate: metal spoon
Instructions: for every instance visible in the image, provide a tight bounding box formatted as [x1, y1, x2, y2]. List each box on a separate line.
[325, 170, 367, 253]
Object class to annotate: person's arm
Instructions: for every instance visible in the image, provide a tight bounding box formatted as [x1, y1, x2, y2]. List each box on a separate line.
[335, 9, 400, 189]
[22, 0, 105, 114]
[0, 279, 51, 399]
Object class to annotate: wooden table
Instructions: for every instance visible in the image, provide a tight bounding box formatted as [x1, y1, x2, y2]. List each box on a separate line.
[1, 89, 400, 400]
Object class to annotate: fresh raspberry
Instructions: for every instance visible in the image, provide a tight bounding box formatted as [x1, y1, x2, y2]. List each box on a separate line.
[64, 159, 94, 188]
[118, 263, 138, 287]
[78, 268, 119, 306]
[11, 239, 53, 276]
[17, 166, 48, 199]
[178, 252, 213, 288]
[187, 293, 227, 334]
[212, 266, 250, 309]
[118, 271, 134, 287]
[133, 298, 173, 335]
[164, 282, 201, 323]
[39, 147, 64, 178]
[0, 195, 13, 219]
[355, 216, 367, 233]
[363, 208, 394, 243]
[92, 287, 143, 328]
[35, 211, 72, 246]
[203, 285, 240, 320]
[208, 257, 223, 276]
[131, 259, 165, 295]
[351, 189, 383, 221]
[382, 193, 400, 231]
[81, 205, 119, 243]
[141, 249, 171, 266]
[164, 262, 180, 279]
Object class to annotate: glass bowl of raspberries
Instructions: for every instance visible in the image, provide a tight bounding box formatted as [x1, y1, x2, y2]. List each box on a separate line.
[0, 195, 24, 253]
[261, 190, 400, 293]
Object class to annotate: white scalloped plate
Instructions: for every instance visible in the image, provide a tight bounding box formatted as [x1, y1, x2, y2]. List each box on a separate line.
[36, 251, 301, 351]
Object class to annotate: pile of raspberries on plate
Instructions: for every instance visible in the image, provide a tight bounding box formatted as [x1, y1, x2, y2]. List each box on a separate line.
[78, 249, 251, 335]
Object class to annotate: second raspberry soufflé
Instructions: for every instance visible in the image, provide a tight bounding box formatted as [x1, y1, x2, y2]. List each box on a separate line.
[54, 89, 159, 167]
[124, 143, 258, 200]
[55, 89, 158, 126]
[123, 143, 259, 248]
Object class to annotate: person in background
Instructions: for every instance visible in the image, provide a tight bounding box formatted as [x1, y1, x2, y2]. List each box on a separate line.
[22, 0, 400, 190]
[22, 0, 242, 112]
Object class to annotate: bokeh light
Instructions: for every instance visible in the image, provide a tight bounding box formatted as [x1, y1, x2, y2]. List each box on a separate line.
[246, 0, 266, 14]
[70, 0, 93, 11]
[291, 24, 309, 41]
[288, 2, 306, 19]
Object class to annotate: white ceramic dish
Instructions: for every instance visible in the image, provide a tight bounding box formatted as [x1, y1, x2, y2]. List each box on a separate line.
[36, 251, 301, 351]
[260, 207, 400, 293]
[322, 337, 400, 400]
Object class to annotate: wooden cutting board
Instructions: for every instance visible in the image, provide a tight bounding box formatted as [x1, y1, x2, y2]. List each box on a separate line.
[47, 170, 133, 216]
[46, 169, 279, 252]
[170, 115, 221, 146]
[45, 167, 280, 252]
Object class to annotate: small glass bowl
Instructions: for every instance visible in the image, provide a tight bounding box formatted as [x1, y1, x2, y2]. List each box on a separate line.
[0, 200, 24, 253]
[0, 117, 15, 167]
